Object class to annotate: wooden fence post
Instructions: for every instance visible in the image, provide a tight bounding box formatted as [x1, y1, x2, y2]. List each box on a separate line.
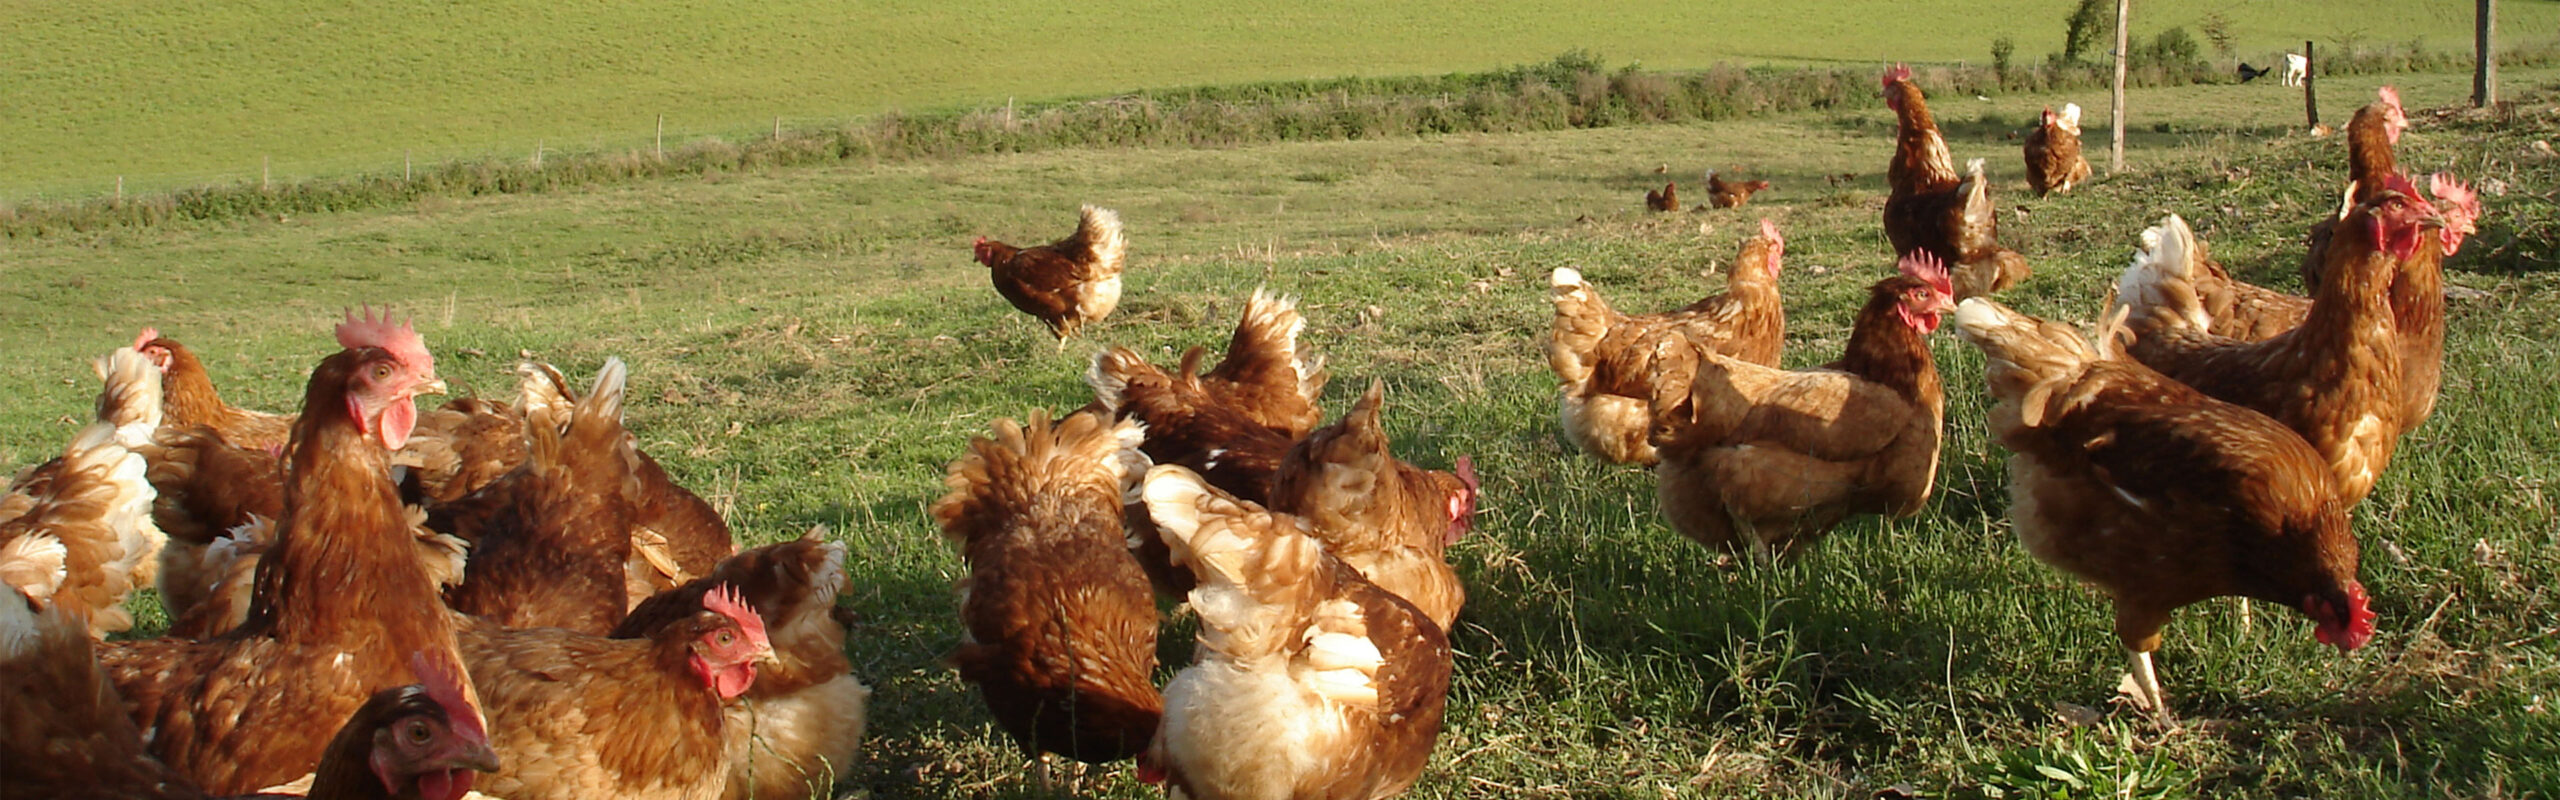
[656, 115, 665, 158]
[2475, 0, 2498, 107]
[262, 156, 271, 190]
[2108, 0, 2129, 172]
[405, 150, 413, 181]
[2303, 40, 2319, 130]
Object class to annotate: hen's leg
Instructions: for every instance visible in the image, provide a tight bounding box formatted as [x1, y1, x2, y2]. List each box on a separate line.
[2125, 647, 2167, 716]
[2114, 606, 2174, 718]
[1031, 753, 1057, 795]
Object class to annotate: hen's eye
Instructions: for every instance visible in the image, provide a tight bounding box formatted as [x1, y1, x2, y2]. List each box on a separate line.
[405, 720, 432, 745]
[715, 630, 736, 646]
[371, 364, 392, 381]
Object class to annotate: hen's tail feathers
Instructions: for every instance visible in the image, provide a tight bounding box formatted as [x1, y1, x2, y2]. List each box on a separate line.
[1951, 298, 2105, 429]
[1958, 158, 1998, 238]
[1086, 347, 1169, 415]
[1545, 267, 1624, 384]
[91, 349, 164, 451]
[1062, 205, 1128, 279]
[1211, 288, 1330, 414]
[1292, 380, 1396, 484]
[931, 410, 1149, 547]
[581, 358, 630, 425]
[1139, 465, 1328, 653]
[0, 534, 67, 610]
[0, 421, 162, 636]
[553, 358, 630, 452]
[2112, 214, 2213, 336]
[515, 361, 575, 434]
[1144, 466, 1387, 704]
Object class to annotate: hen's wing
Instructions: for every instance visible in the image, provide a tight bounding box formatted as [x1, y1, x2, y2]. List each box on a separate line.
[1, 422, 161, 638]
[1545, 267, 1633, 385]
[459, 620, 734, 800]
[443, 359, 640, 634]
[0, 590, 209, 800]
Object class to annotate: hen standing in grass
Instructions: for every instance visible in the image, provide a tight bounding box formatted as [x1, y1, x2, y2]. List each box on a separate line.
[975, 205, 1128, 347]
[1648, 253, 1951, 560]
[1644, 181, 1680, 212]
[1952, 298, 2372, 714]
[2110, 176, 2461, 506]
[2023, 103, 2091, 196]
[1547, 219, 1787, 465]
[1879, 63, 2029, 298]
[1705, 170, 1769, 208]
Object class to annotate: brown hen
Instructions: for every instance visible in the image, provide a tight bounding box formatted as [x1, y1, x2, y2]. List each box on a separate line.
[1547, 219, 1787, 465]
[933, 410, 1161, 776]
[976, 205, 1128, 346]
[1953, 298, 2373, 714]
[1649, 253, 1951, 560]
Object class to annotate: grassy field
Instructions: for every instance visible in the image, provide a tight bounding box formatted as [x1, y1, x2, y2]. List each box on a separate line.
[4, 70, 2558, 798]
[6, 0, 2554, 199]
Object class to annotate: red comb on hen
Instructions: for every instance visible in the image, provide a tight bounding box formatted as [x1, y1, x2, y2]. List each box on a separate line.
[1759, 219, 1786, 277]
[1897, 250, 1954, 299]
[2312, 582, 2379, 653]
[1881, 62, 1910, 89]
[703, 584, 770, 652]
[132, 328, 160, 352]
[2429, 173, 2481, 255]
[335, 306, 434, 374]
[409, 651, 487, 745]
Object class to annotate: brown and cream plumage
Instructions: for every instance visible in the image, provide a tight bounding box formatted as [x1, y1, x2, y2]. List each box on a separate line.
[975, 205, 1128, 345]
[1547, 219, 1788, 465]
[1650, 254, 1951, 560]
[1953, 298, 2373, 713]
[1139, 465, 1452, 800]
[101, 310, 460, 795]
[934, 410, 1161, 769]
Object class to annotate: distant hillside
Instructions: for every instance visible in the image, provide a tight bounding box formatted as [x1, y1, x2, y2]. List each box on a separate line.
[2, 0, 2543, 196]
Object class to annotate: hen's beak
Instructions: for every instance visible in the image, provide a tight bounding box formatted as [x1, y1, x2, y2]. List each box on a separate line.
[444, 739, 503, 774]
[416, 378, 450, 397]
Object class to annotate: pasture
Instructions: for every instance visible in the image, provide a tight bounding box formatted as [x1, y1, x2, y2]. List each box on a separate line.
[5, 0, 2553, 198]
[3, 63, 2558, 798]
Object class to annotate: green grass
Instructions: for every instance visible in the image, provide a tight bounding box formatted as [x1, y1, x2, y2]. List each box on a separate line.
[7, 73, 2559, 798]
[5, 0, 2555, 198]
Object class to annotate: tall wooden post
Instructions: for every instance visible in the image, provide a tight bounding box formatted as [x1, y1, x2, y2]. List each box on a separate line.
[2303, 40, 2319, 130]
[2475, 0, 2498, 107]
[2108, 0, 2129, 172]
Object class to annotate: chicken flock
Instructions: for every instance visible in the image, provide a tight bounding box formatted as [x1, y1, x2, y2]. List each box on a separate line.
[0, 62, 2487, 800]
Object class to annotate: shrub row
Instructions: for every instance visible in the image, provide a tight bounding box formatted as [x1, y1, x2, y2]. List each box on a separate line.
[6, 42, 2549, 238]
